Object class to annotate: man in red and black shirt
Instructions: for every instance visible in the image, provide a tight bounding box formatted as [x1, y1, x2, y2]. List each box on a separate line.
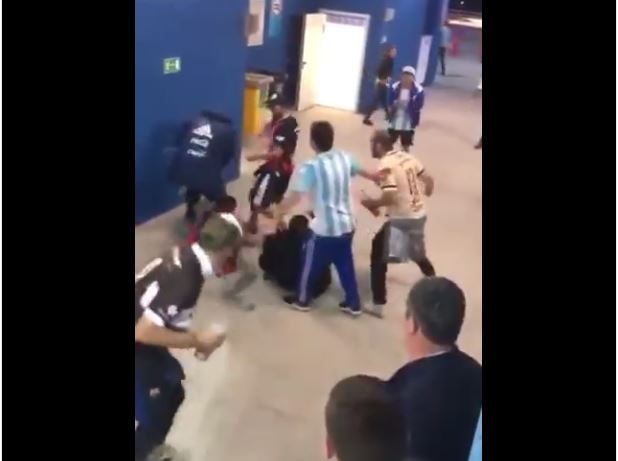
[246, 92, 299, 234]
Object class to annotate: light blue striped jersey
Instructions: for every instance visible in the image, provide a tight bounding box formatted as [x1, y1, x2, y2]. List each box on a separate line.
[292, 150, 361, 237]
[389, 88, 413, 131]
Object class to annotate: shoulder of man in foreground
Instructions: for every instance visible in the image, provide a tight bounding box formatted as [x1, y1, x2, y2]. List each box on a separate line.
[387, 349, 481, 388]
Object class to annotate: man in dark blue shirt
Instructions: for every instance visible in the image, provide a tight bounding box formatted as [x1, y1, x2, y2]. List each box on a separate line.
[387, 277, 482, 461]
[168, 111, 237, 224]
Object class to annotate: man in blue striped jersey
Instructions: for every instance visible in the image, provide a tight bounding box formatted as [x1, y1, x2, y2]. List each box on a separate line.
[275, 121, 381, 316]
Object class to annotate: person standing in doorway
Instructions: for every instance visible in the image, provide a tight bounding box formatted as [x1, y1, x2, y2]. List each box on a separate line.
[361, 130, 436, 318]
[439, 20, 452, 76]
[276, 121, 381, 316]
[363, 44, 397, 126]
[387, 66, 425, 151]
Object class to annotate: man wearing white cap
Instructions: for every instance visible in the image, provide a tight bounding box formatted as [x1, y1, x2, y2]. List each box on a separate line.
[386, 66, 425, 151]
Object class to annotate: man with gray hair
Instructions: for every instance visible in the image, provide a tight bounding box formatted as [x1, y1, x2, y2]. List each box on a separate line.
[387, 277, 482, 461]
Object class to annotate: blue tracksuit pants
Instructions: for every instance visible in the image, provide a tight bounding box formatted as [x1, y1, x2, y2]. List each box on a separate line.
[297, 231, 360, 310]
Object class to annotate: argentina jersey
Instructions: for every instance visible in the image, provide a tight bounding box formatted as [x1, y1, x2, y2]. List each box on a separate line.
[294, 150, 360, 237]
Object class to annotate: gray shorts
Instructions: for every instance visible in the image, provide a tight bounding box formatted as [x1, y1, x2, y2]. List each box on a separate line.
[383, 216, 427, 263]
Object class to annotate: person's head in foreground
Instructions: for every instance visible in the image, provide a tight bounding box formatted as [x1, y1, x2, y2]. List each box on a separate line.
[267, 91, 285, 120]
[401, 65, 416, 87]
[370, 129, 395, 159]
[325, 375, 406, 461]
[198, 212, 244, 269]
[404, 276, 466, 360]
[310, 121, 335, 154]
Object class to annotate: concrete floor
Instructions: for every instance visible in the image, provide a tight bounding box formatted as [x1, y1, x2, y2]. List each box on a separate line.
[135, 81, 482, 461]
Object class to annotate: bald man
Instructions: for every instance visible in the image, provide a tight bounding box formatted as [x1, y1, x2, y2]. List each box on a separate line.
[361, 130, 436, 318]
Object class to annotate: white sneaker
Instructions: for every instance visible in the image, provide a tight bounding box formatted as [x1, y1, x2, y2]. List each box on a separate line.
[363, 303, 384, 319]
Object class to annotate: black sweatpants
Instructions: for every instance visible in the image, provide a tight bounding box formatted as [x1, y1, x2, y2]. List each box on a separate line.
[370, 223, 435, 305]
[184, 186, 226, 223]
[439, 46, 447, 75]
[135, 348, 185, 461]
[364, 81, 389, 120]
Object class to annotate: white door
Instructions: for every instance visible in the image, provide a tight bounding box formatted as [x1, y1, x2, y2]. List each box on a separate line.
[296, 13, 326, 111]
[315, 11, 370, 112]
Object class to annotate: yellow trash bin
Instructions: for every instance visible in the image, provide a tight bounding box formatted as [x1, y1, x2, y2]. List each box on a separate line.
[243, 73, 274, 136]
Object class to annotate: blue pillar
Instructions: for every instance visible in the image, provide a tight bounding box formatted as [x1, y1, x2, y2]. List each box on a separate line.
[422, 0, 449, 86]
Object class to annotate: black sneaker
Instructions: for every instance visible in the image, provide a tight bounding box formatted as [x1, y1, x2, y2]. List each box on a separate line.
[283, 295, 311, 312]
[362, 118, 374, 126]
[338, 302, 362, 317]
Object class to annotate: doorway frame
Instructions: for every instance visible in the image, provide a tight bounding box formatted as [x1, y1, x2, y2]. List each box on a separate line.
[317, 9, 371, 112]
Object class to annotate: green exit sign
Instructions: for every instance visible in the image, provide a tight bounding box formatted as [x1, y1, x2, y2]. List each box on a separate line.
[163, 57, 181, 75]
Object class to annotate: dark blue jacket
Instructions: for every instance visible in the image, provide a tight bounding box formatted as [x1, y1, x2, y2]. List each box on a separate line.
[386, 348, 482, 461]
[168, 111, 236, 199]
[387, 81, 425, 129]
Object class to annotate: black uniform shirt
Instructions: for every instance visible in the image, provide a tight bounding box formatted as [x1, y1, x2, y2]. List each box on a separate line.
[135, 244, 213, 332]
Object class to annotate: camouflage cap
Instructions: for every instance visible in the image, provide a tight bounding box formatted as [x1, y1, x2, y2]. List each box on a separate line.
[199, 213, 243, 251]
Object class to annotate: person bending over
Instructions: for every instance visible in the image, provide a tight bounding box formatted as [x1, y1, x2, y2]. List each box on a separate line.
[246, 91, 299, 234]
[276, 121, 382, 316]
[134, 212, 243, 461]
[168, 111, 236, 225]
[259, 214, 331, 299]
[361, 130, 436, 318]
[325, 375, 407, 461]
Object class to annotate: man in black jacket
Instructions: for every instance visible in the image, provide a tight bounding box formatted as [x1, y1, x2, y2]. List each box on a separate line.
[363, 44, 396, 126]
[387, 277, 482, 461]
[259, 214, 331, 298]
[168, 111, 237, 224]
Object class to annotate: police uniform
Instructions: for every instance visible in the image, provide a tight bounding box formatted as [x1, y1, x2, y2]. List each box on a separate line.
[248, 115, 298, 211]
[134, 243, 213, 460]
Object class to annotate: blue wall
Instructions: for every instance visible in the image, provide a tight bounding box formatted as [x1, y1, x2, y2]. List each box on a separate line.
[135, 0, 443, 222]
[422, 0, 448, 86]
[247, 0, 318, 74]
[383, 0, 429, 77]
[135, 0, 248, 223]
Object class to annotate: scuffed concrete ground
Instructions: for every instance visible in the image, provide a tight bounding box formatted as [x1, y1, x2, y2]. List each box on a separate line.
[135, 78, 481, 461]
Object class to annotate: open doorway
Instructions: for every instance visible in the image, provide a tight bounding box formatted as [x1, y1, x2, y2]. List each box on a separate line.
[296, 10, 370, 112]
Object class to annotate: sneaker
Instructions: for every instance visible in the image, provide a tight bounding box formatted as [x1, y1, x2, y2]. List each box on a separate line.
[363, 303, 384, 319]
[147, 445, 182, 461]
[362, 119, 374, 126]
[338, 302, 362, 317]
[283, 295, 311, 312]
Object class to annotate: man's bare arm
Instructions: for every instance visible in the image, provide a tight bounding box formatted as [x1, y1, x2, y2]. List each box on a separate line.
[135, 316, 226, 357]
[245, 152, 272, 162]
[419, 172, 434, 197]
[277, 190, 303, 216]
[362, 189, 397, 211]
[135, 316, 197, 349]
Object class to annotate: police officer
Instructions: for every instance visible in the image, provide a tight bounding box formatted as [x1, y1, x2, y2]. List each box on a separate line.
[134, 212, 243, 461]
